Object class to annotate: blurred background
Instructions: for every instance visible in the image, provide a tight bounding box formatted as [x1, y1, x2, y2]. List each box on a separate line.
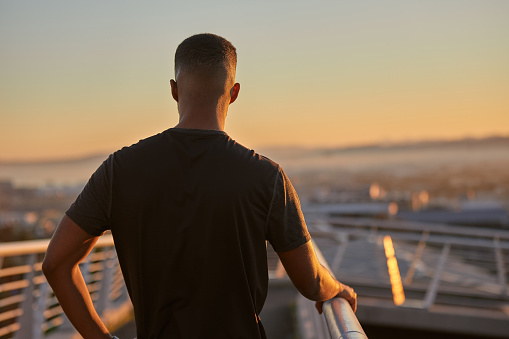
[1, 1, 508, 338]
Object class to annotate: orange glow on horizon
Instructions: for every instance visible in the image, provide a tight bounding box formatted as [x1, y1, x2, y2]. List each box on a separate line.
[1, 1, 508, 161]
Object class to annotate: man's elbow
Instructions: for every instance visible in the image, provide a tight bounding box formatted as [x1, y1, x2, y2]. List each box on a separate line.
[42, 255, 67, 280]
[42, 256, 56, 277]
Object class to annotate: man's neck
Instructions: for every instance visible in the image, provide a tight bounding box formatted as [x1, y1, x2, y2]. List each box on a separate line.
[175, 114, 225, 131]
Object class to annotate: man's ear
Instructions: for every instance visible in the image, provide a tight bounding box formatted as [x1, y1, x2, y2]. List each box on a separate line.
[170, 79, 178, 102]
[229, 83, 240, 104]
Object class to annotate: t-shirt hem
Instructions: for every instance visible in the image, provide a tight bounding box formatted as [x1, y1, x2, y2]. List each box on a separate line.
[65, 210, 105, 237]
[272, 233, 311, 253]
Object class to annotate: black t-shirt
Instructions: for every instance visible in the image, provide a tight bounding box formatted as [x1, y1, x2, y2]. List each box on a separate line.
[67, 128, 310, 339]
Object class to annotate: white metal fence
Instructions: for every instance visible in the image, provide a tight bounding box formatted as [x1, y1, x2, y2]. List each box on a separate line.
[0, 235, 131, 339]
[303, 217, 509, 337]
[2, 231, 370, 339]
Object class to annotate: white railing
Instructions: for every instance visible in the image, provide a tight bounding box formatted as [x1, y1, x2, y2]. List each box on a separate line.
[0, 235, 132, 339]
[325, 216, 509, 307]
[3, 232, 370, 339]
[316, 240, 367, 339]
[298, 217, 509, 338]
[272, 239, 367, 339]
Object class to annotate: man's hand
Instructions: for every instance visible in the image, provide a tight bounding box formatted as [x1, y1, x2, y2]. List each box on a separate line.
[315, 283, 357, 314]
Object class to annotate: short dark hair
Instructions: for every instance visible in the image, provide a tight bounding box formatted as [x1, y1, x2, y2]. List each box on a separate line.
[174, 33, 237, 79]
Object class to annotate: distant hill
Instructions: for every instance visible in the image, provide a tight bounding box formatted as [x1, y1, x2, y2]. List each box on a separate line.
[319, 135, 509, 154]
[0, 153, 108, 166]
[260, 135, 509, 159]
[1, 135, 508, 166]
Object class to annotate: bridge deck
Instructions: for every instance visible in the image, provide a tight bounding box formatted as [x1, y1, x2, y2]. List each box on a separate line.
[311, 224, 509, 338]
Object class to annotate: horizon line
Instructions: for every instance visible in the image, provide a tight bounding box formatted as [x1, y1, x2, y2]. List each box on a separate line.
[1, 134, 508, 166]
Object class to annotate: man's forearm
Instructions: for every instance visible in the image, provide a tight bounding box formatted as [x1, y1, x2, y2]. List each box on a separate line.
[277, 240, 357, 313]
[44, 265, 111, 339]
[315, 264, 343, 301]
[314, 267, 357, 314]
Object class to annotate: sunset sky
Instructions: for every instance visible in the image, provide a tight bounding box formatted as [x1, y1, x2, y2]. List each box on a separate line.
[1, 0, 508, 161]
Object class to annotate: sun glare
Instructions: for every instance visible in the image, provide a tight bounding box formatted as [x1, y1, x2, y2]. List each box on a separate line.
[383, 235, 405, 306]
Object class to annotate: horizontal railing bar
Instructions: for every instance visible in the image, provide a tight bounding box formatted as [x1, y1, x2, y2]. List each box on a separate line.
[33, 274, 46, 285]
[88, 282, 101, 294]
[110, 290, 122, 300]
[0, 308, 22, 322]
[0, 323, 20, 337]
[327, 216, 509, 240]
[0, 279, 29, 293]
[0, 239, 49, 257]
[43, 305, 63, 319]
[90, 251, 110, 261]
[0, 294, 24, 308]
[0, 234, 114, 257]
[323, 298, 368, 339]
[0, 265, 31, 277]
[315, 228, 509, 249]
[88, 262, 105, 272]
[41, 315, 64, 332]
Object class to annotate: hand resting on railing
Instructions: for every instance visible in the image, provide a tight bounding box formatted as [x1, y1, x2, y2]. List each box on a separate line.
[315, 282, 357, 314]
[277, 240, 358, 314]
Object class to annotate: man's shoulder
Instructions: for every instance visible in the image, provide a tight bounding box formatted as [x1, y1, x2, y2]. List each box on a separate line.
[109, 131, 168, 162]
[228, 138, 281, 173]
[106, 129, 283, 175]
[118, 131, 166, 152]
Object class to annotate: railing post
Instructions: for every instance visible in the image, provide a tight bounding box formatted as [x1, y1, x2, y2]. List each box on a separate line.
[494, 237, 508, 297]
[331, 233, 348, 273]
[33, 281, 50, 339]
[95, 249, 115, 316]
[14, 254, 36, 339]
[404, 230, 429, 285]
[423, 242, 450, 309]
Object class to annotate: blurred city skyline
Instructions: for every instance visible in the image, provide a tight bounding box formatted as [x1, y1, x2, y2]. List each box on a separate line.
[1, 0, 508, 161]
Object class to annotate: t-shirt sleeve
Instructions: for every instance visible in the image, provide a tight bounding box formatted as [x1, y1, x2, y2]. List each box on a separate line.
[266, 167, 311, 252]
[66, 155, 113, 236]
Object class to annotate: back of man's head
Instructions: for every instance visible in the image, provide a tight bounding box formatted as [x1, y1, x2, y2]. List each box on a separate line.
[174, 33, 237, 84]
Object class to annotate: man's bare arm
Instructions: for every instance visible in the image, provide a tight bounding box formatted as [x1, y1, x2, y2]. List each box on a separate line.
[42, 215, 112, 339]
[277, 240, 357, 313]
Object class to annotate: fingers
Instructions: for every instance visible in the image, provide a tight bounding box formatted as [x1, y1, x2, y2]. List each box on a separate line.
[338, 284, 357, 312]
[350, 292, 357, 312]
[315, 301, 323, 314]
[316, 284, 358, 315]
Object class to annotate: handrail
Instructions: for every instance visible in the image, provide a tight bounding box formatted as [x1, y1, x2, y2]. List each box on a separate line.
[323, 298, 368, 339]
[2, 234, 367, 339]
[312, 239, 368, 339]
[0, 234, 114, 256]
[0, 235, 131, 339]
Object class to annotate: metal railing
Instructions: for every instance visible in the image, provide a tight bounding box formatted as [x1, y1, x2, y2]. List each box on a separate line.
[325, 216, 509, 307]
[2, 233, 367, 339]
[316, 240, 367, 339]
[0, 235, 132, 339]
[275, 239, 367, 339]
[8, 214, 506, 338]
[322, 298, 367, 339]
[301, 216, 509, 338]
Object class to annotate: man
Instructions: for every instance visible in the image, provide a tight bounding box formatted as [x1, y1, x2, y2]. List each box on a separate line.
[43, 33, 356, 339]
